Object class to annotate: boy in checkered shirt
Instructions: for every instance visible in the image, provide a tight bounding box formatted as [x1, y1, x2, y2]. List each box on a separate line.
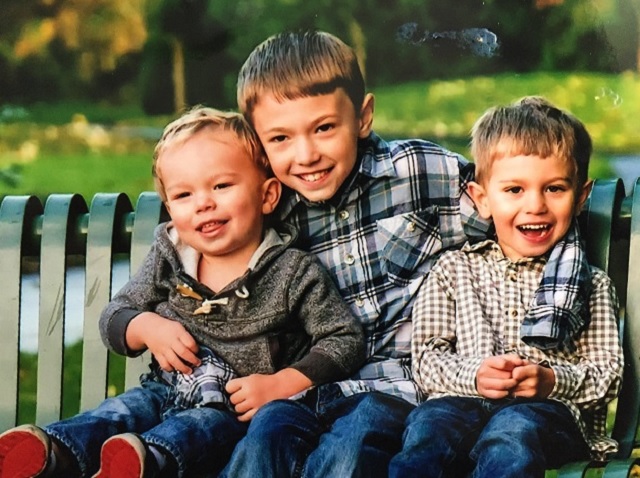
[390, 96, 623, 478]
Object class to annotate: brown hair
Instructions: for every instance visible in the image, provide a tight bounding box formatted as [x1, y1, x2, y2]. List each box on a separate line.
[471, 96, 592, 190]
[237, 30, 365, 122]
[152, 106, 268, 202]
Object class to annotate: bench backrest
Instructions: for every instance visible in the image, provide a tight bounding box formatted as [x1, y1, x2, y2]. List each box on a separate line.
[0, 180, 639, 459]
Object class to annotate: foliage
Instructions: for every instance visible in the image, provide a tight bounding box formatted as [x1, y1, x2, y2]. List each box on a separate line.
[1, 0, 637, 107]
[0, 0, 147, 103]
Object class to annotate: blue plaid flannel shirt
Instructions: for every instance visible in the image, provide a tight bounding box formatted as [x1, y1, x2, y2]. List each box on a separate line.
[278, 132, 591, 405]
[159, 346, 238, 411]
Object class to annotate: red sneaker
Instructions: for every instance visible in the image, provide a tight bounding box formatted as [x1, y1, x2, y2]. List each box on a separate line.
[92, 434, 154, 478]
[0, 425, 51, 478]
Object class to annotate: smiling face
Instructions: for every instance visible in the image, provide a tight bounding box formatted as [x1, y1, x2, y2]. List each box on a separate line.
[157, 128, 280, 265]
[250, 89, 374, 203]
[468, 152, 591, 260]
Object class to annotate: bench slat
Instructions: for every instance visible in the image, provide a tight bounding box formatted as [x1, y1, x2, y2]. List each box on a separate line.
[36, 194, 88, 426]
[80, 193, 133, 411]
[0, 196, 42, 431]
[124, 192, 166, 391]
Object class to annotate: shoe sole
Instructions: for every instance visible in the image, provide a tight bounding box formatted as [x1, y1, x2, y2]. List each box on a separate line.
[92, 434, 146, 478]
[0, 425, 50, 478]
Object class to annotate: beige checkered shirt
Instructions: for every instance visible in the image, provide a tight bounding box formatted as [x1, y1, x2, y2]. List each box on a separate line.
[411, 240, 623, 458]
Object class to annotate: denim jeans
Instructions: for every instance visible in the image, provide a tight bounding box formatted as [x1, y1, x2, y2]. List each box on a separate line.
[220, 384, 414, 478]
[44, 373, 247, 477]
[388, 396, 590, 478]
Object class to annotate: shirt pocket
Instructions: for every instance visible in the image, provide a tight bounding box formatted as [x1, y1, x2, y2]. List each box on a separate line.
[376, 207, 443, 285]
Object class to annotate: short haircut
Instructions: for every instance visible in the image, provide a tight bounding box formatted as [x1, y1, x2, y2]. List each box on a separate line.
[237, 30, 366, 122]
[471, 96, 592, 190]
[153, 106, 268, 202]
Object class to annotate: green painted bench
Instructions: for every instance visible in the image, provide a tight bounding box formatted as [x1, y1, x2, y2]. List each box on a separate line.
[1, 180, 639, 477]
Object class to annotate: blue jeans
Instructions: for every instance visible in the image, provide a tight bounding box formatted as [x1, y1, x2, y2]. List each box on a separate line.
[45, 374, 247, 477]
[221, 384, 414, 478]
[388, 396, 590, 478]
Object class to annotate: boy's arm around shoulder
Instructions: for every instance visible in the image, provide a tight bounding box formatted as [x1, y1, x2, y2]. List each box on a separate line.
[284, 249, 366, 385]
[547, 267, 624, 410]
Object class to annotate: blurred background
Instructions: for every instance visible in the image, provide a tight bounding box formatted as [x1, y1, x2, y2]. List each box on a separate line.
[0, 0, 639, 202]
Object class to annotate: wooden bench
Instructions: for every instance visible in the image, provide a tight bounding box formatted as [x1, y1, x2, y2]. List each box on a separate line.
[1, 180, 639, 477]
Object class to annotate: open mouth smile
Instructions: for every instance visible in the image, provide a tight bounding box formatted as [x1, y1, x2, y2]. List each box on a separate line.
[199, 221, 226, 233]
[517, 223, 551, 237]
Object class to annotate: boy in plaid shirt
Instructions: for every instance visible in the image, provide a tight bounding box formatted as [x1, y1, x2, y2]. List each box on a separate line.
[389, 97, 623, 478]
[222, 31, 597, 478]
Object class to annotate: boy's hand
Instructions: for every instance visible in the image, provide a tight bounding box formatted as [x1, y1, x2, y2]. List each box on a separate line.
[126, 312, 200, 374]
[476, 354, 525, 399]
[226, 368, 312, 422]
[511, 363, 555, 398]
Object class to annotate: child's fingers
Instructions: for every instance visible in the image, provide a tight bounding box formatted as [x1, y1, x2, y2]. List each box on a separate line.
[236, 408, 256, 422]
[225, 378, 243, 395]
[174, 344, 200, 369]
[178, 332, 199, 354]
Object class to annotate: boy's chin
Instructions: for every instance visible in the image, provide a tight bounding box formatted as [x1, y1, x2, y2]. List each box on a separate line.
[295, 185, 339, 203]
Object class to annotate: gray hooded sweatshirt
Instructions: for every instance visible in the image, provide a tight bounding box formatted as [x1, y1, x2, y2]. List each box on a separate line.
[100, 223, 365, 385]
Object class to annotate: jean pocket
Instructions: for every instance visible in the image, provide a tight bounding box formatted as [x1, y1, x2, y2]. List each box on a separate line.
[376, 207, 442, 285]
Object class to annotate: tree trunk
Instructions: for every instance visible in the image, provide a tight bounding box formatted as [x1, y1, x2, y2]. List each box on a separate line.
[171, 36, 186, 114]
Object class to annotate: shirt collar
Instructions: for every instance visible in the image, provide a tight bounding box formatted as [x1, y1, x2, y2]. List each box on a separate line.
[462, 239, 549, 266]
[166, 224, 287, 278]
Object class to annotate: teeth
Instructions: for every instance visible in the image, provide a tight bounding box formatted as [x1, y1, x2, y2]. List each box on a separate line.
[201, 221, 223, 232]
[300, 171, 327, 182]
[519, 224, 549, 230]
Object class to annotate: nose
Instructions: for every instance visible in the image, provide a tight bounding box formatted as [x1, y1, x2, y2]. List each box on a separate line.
[526, 191, 548, 214]
[294, 137, 320, 166]
[195, 190, 215, 212]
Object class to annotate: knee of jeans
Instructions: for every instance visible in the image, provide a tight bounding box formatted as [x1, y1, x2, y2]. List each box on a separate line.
[354, 392, 414, 423]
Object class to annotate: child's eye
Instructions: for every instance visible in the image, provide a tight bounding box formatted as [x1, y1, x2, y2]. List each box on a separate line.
[172, 191, 190, 200]
[269, 135, 287, 143]
[546, 185, 566, 193]
[505, 186, 522, 194]
[316, 123, 334, 133]
[213, 183, 231, 190]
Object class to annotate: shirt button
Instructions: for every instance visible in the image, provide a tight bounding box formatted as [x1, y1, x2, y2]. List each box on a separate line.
[406, 221, 416, 232]
[339, 210, 350, 220]
[345, 254, 355, 265]
[509, 272, 517, 282]
[355, 297, 364, 307]
[510, 309, 518, 317]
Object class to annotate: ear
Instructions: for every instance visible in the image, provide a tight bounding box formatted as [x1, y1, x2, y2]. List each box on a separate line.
[358, 93, 375, 139]
[467, 181, 492, 219]
[261, 177, 282, 215]
[575, 179, 593, 215]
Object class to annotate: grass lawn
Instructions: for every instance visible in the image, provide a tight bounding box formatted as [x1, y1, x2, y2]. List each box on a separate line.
[0, 151, 155, 203]
[2, 72, 636, 202]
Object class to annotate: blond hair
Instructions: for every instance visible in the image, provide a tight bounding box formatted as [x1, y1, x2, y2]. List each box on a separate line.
[471, 96, 592, 190]
[237, 30, 365, 121]
[153, 106, 268, 202]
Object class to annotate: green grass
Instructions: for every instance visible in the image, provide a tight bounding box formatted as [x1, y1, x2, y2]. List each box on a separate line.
[18, 342, 127, 424]
[0, 151, 155, 203]
[374, 71, 640, 155]
[0, 72, 637, 201]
